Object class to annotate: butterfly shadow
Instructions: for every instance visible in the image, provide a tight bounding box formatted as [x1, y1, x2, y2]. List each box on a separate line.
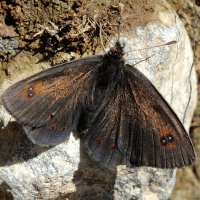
[0, 121, 52, 167]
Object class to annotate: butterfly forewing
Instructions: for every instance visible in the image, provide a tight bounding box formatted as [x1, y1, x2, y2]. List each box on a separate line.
[2, 56, 101, 146]
[120, 66, 196, 168]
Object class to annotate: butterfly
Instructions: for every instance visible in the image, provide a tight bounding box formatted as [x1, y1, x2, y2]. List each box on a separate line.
[2, 38, 196, 170]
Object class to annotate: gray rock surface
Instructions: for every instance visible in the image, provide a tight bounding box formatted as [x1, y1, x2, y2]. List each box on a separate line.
[0, 7, 197, 200]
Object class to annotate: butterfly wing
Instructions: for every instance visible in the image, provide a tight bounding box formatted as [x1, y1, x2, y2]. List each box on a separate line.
[83, 64, 196, 169]
[2, 56, 101, 146]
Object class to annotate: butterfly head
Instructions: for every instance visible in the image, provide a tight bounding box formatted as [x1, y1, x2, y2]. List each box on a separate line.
[107, 41, 125, 59]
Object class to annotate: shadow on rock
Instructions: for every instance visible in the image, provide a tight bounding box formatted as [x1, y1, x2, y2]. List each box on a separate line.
[0, 121, 52, 167]
[55, 140, 117, 200]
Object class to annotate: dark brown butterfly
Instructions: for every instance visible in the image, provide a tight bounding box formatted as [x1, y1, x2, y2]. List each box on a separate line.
[2, 39, 196, 169]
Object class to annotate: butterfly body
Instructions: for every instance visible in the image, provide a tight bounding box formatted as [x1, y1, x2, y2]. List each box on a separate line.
[2, 40, 196, 169]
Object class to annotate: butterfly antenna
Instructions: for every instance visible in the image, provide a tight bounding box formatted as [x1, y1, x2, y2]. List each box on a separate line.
[125, 41, 177, 53]
[132, 54, 155, 66]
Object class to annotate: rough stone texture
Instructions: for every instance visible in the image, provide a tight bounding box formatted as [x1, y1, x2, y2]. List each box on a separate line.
[0, 3, 198, 200]
[0, 14, 18, 59]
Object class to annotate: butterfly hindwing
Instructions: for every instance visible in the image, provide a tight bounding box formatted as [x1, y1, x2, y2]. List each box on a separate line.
[2, 56, 101, 146]
[83, 64, 196, 169]
[81, 63, 130, 169]
[24, 101, 82, 146]
[83, 86, 131, 168]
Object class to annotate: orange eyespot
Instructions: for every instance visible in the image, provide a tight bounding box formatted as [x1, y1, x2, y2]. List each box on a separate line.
[23, 81, 44, 100]
[23, 87, 34, 100]
[95, 138, 103, 145]
[159, 126, 176, 148]
[60, 126, 67, 132]
[109, 143, 117, 149]
[51, 123, 56, 131]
